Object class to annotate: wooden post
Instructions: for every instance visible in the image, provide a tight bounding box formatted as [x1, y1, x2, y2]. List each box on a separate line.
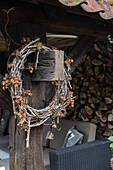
[8, 22, 51, 170]
[9, 81, 49, 170]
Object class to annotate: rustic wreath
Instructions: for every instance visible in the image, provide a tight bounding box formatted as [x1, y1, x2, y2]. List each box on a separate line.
[2, 38, 75, 147]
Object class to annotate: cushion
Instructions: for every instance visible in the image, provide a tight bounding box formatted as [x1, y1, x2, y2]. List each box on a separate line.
[50, 119, 97, 149]
[62, 126, 83, 148]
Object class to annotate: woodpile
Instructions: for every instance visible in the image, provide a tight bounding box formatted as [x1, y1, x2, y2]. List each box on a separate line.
[71, 41, 113, 138]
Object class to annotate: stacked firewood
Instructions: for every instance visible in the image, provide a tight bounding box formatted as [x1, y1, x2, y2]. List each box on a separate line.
[71, 40, 113, 138]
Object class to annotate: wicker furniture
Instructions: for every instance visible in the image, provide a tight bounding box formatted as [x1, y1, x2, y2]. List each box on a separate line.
[49, 139, 112, 170]
[43, 119, 97, 170]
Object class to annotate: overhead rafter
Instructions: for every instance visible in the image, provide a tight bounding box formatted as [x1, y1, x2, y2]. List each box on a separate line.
[0, 0, 113, 38]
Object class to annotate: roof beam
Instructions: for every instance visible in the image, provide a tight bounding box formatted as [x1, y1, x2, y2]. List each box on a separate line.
[0, 0, 113, 38]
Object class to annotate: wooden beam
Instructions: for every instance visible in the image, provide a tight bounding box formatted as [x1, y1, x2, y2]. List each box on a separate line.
[0, 1, 113, 37]
[68, 36, 96, 73]
[0, 0, 46, 25]
[46, 13, 110, 38]
[9, 22, 49, 170]
[0, 75, 12, 112]
[36, 0, 100, 19]
[0, 88, 12, 112]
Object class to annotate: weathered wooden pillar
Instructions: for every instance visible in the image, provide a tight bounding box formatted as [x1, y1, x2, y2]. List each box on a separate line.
[8, 22, 51, 170]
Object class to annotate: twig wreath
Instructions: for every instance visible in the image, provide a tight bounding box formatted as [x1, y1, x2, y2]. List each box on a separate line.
[2, 38, 75, 147]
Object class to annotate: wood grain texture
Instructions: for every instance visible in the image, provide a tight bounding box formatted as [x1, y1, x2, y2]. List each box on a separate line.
[9, 70, 46, 170]
[9, 114, 26, 170]
[0, 75, 12, 112]
[32, 50, 64, 81]
[0, 88, 12, 112]
[24, 77, 46, 170]
[0, 1, 113, 38]
[9, 22, 48, 170]
[68, 36, 96, 73]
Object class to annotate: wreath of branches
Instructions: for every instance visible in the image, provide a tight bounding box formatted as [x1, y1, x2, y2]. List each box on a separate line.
[2, 38, 75, 147]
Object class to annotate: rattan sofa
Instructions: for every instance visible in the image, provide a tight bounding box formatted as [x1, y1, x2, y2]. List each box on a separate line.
[47, 119, 112, 170]
[43, 119, 112, 170]
[49, 139, 112, 170]
[44, 119, 104, 170]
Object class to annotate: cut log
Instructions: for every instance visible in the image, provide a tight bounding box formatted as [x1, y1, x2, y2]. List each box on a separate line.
[89, 86, 94, 90]
[72, 84, 76, 90]
[103, 64, 106, 71]
[105, 97, 112, 104]
[87, 68, 93, 76]
[80, 92, 87, 99]
[81, 115, 89, 122]
[98, 54, 102, 59]
[90, 119, 99, 124]
[103, 128, 113, 136]
[100, 122, 106, 127]
[99, 103, 108, 111]
[100, 117, 107, 123]
[84, 60, 92, 68]
[92, 58, 102, 66]
[94, 67, 99, 77]
[83, 82, 89, 86]
[92, 97, 100, 103]
[91, 104, 95, 109]
[94, 44, 100, 52]
[98, 74, 104, 79]
[108, 123, 113, 130]
[80, 100, 87, 105]
[94, 116, 100, 122]
[74, 77, 78, 84]
[95, 110, 102, 118]
[88, 97, 93, 104]
[97, 91, 101, 96]
[78, 67, 83, 72]
[84, 105, 93, 115]
[108, 114, 113, 122]
[90, 90, 96, 94]
[106, 86, 113, 92]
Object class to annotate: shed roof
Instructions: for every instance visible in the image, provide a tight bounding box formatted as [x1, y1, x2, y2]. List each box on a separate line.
[59, 0, 113, 20]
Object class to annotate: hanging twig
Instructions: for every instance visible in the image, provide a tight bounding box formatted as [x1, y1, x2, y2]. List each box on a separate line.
[3, 7, 22, 46]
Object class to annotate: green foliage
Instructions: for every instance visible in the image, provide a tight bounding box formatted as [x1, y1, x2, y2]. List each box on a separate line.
[73, 1, 80, 5]
[111, 148, 113, 152]
[108, 136, 113, 142]
[108, 136, 113, 153]
[61, 0, 80, 6]
[110, 143, 113, 148]
[109, 1, 113, 7]
[108, 35, 113, 44]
